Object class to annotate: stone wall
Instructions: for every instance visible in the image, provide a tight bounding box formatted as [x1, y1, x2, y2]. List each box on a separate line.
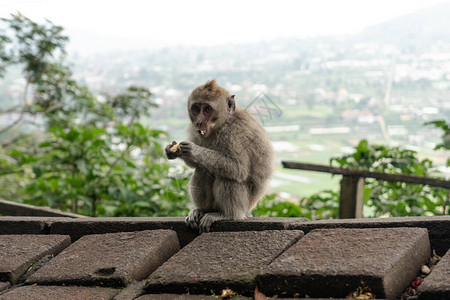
[0, 216, 449, 299]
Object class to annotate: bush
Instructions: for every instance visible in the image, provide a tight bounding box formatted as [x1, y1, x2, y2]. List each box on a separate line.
[256, 137, 448, 219]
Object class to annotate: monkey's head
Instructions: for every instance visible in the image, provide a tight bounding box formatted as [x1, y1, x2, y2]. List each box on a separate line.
[188, 80, 236, 138]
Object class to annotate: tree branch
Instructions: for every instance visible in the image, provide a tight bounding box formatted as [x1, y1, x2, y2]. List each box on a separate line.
[0, 134, 23, 148]
[0, 104, 22, 115]
[0, 80, 30, 137]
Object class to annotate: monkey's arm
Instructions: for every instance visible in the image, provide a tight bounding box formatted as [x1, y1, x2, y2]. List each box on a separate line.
[179, 141, 249, 182]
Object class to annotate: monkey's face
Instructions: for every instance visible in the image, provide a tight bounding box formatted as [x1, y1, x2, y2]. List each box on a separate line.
[188, 80, 236, 138]
[189, 102, 219, 138]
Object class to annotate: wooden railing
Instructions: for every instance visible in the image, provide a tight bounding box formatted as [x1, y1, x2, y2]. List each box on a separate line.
[282, 161, 450, 218]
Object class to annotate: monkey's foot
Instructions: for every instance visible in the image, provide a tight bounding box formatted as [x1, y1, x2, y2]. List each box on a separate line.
[198, 212, 226, 233]
[185, 209, 205, 231]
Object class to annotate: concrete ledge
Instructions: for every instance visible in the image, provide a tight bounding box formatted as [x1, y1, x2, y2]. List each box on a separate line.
[0, 216, 449, 299]
[48, 217, 310, 248]
[0, 200, 85, 218]
[210, 217, 310, 231]
[1, 216, 448, 253]
[48, 217, 196, 247]
[0, 217, 52, 234]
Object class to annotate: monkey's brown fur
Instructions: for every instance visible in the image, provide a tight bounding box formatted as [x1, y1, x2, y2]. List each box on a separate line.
[189, 79, 226, 101]
[165, 80, 273, 232]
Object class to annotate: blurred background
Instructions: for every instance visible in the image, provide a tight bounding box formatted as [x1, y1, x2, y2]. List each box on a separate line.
[0, 0, 449, 218]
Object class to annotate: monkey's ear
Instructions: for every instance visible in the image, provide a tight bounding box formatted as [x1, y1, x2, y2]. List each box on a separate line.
[227, 95, 236, 114]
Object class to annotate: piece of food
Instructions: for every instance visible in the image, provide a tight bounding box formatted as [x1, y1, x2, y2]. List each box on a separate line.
[220, 288, 236, 298]
[169, 142, 180, 153]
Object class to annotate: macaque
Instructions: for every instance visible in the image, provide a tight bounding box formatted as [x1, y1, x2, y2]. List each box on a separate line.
[165, 80, 273, 232]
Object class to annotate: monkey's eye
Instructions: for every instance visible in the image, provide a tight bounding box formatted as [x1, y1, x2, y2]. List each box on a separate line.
[191, 104, 200, 115]
[204, 105, 212, 113]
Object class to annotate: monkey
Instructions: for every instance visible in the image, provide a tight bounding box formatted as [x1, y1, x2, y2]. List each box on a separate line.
[165, 80, 273, 233]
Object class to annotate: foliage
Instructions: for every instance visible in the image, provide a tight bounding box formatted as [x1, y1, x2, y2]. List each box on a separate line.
[253, 190, 339, 220]
[0, 14, 190, 217]
[329, 139, 448, 217]
[426, 120, 450, 166]
[9, 124, 190, 217]
[253, 194, 301, 217]
[258, 136, 448, 219]
[0, 13, 68, 79]
[331, 140, 431, 173]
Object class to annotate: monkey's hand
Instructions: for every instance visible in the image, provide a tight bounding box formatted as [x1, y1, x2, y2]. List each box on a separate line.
[179, 141, 201, 163]
[185, 208, 205, 231]
[165, 141, 181, 160]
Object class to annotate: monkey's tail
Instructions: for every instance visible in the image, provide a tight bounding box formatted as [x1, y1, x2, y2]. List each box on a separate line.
[248, 180, 269, 210]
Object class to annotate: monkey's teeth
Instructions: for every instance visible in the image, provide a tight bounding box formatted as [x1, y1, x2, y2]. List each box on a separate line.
[200, 130, 205, 135]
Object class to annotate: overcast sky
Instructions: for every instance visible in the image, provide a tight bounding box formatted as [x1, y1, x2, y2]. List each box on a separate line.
[1, 0, 449, 54]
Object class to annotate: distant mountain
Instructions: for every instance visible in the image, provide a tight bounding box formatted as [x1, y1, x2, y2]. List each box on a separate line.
[359, 3, 450, 52]
[65, 3, 450, 56]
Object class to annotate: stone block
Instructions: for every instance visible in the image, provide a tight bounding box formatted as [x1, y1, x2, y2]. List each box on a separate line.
[137, 297, 354, 300]
[49, 217, 197, 247]
[136, 295, 251, 300]
[145, 230, 304, 296]
[0, 282, 9, 292]
[210, 217, 309, 232]
[0, 200, 85, 218]
[0, 234, 70, 283]
[0, 217, 47, 234]
[112, 280, 145, 300]
[27, 230, 180, 287]
[48, 217, 310, 248]
[418, 249, 450, 300]
[258, 227, 430, 300]
[0, 285, 118, 300]
[289, 216, 450, 256]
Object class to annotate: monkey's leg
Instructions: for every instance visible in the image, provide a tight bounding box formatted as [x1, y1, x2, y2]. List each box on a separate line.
[185, 168, 215, 231]
[198, 179, 249, 233]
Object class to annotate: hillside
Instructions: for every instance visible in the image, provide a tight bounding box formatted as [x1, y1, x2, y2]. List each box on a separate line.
[360, 2, 450, 51]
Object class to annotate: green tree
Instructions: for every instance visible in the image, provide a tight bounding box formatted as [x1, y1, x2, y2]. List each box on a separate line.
[426, 120, 450, 166]
[0, 13, 190, 216]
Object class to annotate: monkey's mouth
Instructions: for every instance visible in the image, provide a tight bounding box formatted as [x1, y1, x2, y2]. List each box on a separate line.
[197, 124, 212, 137]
